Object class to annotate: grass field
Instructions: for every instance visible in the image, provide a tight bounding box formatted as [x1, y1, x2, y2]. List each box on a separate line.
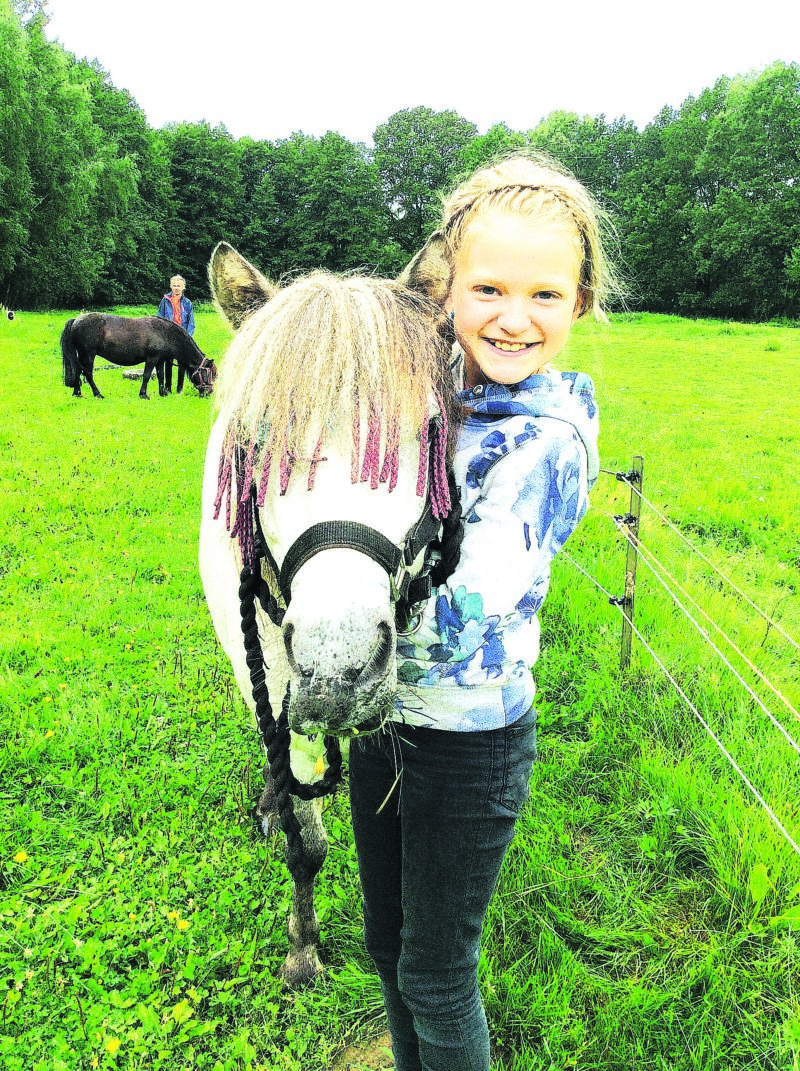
[1, 306, 799, 1071]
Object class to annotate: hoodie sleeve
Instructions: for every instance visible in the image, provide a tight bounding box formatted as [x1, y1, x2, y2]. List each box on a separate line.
[407, 423, 589, 669]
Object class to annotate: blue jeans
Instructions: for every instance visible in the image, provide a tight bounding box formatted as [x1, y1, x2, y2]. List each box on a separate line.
[348, 707, 537, 1071]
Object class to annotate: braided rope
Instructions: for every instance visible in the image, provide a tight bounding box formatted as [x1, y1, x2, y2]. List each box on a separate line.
[238, 562, 342, 883]
[430, 469, 463, 587]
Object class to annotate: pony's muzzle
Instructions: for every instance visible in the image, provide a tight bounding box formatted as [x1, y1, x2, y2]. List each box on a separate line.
[282, 617, 395, 733]
[283, 619, 393, 691]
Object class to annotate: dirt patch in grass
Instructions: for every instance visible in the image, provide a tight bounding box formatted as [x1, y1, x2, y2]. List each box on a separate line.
[330, 1030, 394, 1070]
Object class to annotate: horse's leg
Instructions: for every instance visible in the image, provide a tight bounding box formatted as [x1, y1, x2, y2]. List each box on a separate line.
[71, 347, 86, 397]
[163, 358, 173, 394]
[139, 361, 155, 399]
[156, 361, 168, 397]
[84, 354, 104, 399]
[176, 363, 185, 394]
[256, 747, 329, 987]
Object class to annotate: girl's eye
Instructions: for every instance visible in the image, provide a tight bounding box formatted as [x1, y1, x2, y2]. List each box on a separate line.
[474, 285, 499, 296]
[536, 291, 560, 302]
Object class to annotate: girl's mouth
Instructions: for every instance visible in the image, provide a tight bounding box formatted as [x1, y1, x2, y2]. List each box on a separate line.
[483, 338, 539, 352]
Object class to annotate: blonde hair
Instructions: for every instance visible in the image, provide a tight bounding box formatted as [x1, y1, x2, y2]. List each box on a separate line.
[441, 151, 623, 320]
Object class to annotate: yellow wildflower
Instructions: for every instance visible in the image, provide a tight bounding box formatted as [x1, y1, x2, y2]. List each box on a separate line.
[45, 730, 55, 739]
[167, 910, 178, 921]
[176, 919, 190, 931]
[105, 1037, 121, 1054]
[13, 851, 29, 864]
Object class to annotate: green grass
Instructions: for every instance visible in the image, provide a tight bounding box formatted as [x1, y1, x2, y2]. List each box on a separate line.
[1, 308, 799, 1070]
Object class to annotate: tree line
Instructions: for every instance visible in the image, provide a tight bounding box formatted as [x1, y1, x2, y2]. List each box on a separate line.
[2, 2, 799, 321]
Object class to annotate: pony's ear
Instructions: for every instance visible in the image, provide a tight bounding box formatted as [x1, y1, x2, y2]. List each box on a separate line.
[208, 242, 277, 330]
[397, 231, 451, 307]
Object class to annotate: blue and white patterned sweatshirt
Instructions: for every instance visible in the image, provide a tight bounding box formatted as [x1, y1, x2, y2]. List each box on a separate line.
[394, 355, 599, 731]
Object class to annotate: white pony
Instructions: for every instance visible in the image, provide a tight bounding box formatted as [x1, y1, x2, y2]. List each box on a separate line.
[199, 243, 453, 985]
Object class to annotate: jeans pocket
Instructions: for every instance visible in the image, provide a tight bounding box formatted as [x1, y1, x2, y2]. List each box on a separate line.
[487, 708, 538, 818]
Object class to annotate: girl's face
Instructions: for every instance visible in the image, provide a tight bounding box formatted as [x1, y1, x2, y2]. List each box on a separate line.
[447, 208, 583, 388]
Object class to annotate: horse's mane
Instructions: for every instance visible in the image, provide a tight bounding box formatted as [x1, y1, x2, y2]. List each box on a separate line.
[213, 273, 454, 550]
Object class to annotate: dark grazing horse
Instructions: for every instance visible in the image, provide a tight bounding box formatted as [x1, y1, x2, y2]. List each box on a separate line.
[60, 313, 217, 399]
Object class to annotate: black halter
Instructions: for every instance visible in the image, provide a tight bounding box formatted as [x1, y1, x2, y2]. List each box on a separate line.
[191, 357, 216, 391]
[252, 490, 442, 633]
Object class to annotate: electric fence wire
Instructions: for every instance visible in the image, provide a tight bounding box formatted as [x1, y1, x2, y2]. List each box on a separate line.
[591, 503, 800, 746]
[562, 550, 800, 861]
[603, 468, 800, 654]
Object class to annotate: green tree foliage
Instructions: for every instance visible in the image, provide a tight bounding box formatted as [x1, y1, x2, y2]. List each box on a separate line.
[457, 122, 528, 176]
[8, 14, 136, 308]
[618, 64, 800, 319]
[0, 1, 797, 322]
[373, 107, 478, 252]
[160, 121, 245, 297]
[238, 132, 405, 279]
[76, 60, 176, 305]
[0, 2, 33, 285]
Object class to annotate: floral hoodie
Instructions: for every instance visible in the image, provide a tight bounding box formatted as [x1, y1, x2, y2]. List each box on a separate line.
[394, 357, 599, 731]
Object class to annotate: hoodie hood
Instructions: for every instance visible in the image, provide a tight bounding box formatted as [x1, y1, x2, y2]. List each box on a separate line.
[452, 353, 600, 486]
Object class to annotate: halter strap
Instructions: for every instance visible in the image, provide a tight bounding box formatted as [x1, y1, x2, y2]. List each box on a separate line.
[278, 501, 440, 606]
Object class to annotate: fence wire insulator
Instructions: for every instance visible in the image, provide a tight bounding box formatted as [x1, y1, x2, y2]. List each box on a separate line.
[613, 513, 638, 529]
[608, 595, 627, 607]
[616, 469, 642, 485]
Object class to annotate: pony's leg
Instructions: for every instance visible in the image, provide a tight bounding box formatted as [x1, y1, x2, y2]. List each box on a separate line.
[84, 355, 104, 399]
[139, 361, 155, 399]
[163, 358, 173, 394]
[156, 362, 168, 397]
[256, 736, 330, 987]
[284, 796, 328, 986]
[176, 363, 185, 394]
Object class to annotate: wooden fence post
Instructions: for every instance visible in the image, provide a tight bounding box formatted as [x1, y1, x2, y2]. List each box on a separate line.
[620, 455, 644, 671]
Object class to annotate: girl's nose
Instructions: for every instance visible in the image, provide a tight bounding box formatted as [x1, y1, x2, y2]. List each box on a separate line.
[496, 301, 532, 335]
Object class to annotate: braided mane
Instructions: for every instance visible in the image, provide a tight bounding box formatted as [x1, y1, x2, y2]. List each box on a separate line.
[212, 271, 454, 570]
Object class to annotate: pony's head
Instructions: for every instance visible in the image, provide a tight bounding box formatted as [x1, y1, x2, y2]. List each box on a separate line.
[204, 243, 454, 737]
[188, 355, 217, 397]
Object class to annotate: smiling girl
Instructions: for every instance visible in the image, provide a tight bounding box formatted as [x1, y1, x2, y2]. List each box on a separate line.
[348, 153, 621, 1071]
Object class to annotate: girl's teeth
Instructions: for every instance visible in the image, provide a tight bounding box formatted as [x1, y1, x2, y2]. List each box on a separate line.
[493, 341, 528, 351]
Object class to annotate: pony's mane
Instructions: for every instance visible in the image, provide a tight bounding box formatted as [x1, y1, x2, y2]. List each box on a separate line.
[213, 272, 454, 568]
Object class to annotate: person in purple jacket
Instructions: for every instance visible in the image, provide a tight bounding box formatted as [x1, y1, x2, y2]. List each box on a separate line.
[349, 151, 623, 1071]
[157, 274, 195, 392]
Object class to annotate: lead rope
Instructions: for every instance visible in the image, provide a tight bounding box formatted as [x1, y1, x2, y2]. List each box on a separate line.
[238, 560, 342, 884]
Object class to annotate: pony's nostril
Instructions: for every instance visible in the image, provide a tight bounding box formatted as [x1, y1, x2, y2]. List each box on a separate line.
[360, 622, 393, 685]
[283, 623, 299, 675]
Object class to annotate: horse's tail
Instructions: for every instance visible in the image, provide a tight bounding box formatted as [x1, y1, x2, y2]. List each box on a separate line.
[60, 319, 78, 387]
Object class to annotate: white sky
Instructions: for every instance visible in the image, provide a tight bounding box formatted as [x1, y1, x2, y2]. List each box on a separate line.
[45, 0, 799, 145]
